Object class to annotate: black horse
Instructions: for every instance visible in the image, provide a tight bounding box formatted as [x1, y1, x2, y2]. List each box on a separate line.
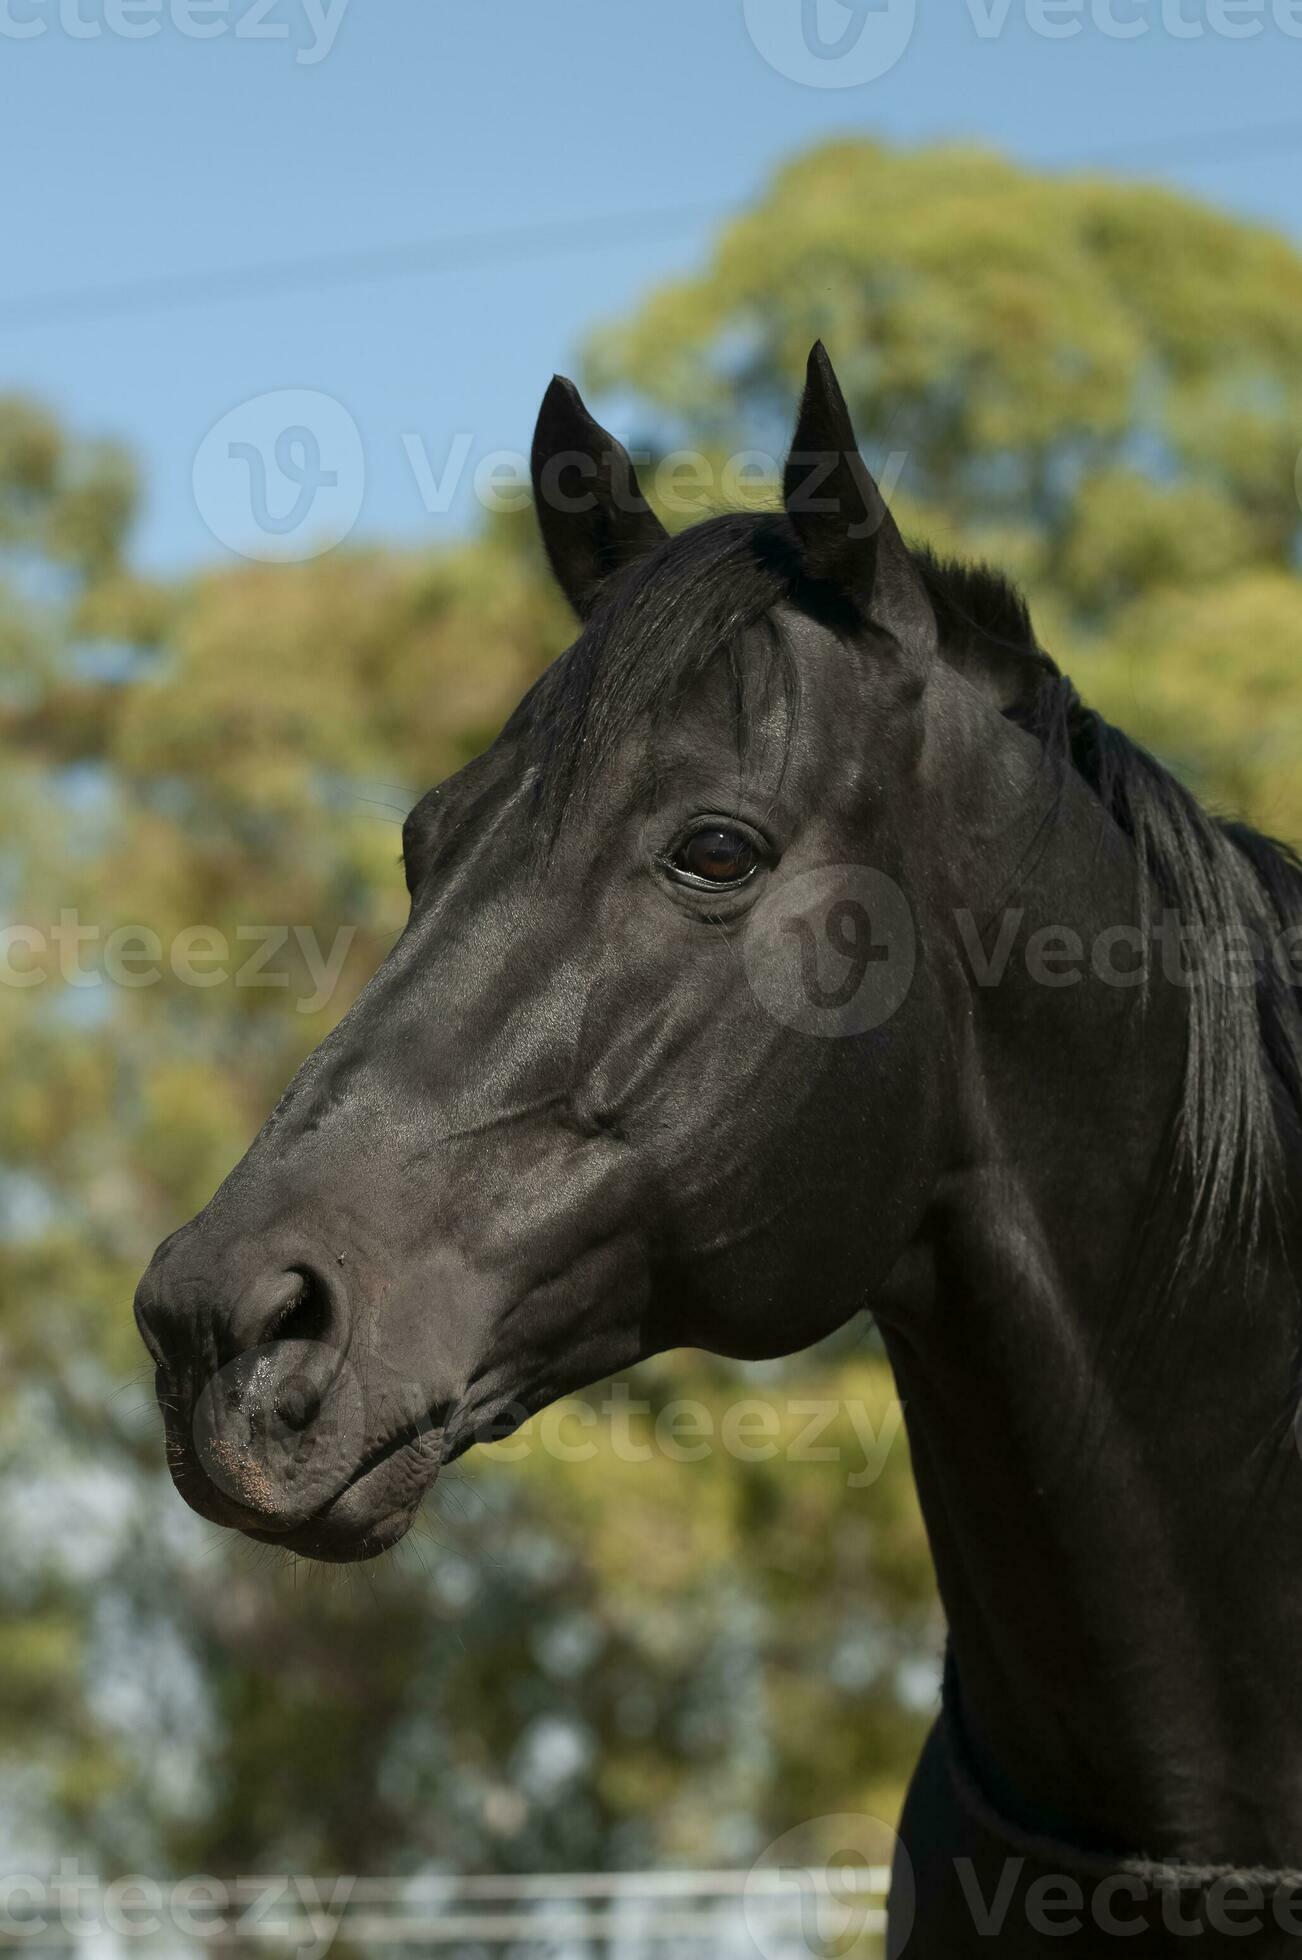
[136, 346, 1302, 1954]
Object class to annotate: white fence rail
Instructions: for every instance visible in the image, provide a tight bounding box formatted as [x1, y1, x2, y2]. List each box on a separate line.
[1, 1868, 893, 1955]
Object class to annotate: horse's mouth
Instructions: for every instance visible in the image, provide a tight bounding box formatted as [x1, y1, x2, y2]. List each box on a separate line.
[247, 1417, 449, 1562]
[164, 1402, 448, 1564]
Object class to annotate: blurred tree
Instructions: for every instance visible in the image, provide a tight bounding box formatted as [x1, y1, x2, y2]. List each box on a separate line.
[586, 138, 1302, 833]
[3, 135, 1300, 1911]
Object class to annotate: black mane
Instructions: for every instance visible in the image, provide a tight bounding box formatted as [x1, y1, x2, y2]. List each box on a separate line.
[531, 513, 1302, 1267]
[1021, 663, 1301, 1269]
[920, 547, 1302, 1259]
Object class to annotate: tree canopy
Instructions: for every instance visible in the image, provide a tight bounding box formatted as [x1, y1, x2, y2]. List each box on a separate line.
[588, 139, 1302, 837]
[3, 137, 1299, 1896]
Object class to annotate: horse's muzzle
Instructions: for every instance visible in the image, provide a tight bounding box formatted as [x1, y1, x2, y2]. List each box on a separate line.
[134, 1231, 431, 1557]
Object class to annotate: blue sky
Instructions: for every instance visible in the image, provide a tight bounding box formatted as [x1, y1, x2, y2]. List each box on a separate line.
[5, 0, 1302, 572]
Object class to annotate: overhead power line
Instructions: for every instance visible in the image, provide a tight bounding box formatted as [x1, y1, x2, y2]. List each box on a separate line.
[3, 116, 1302, 334]
[1073, 113, 1302, 169]
[0, 201, 722, 332]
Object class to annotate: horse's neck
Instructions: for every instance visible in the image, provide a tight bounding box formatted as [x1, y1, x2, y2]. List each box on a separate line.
[883, 830, 1302, 1864]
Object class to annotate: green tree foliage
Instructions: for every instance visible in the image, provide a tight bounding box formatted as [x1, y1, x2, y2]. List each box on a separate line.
[3, 138, 1300, 1895]
[588, 138, 1302, 837]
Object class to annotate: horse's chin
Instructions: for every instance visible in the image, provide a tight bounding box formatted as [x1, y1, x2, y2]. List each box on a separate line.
[239, 1442, 439, 1562]
[244, 1500, 419, 1564]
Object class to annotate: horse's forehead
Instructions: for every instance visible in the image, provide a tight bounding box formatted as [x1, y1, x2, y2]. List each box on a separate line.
[408, 733, 531, 836]
[677, 608, 866, 760]
[412, 602, 869, 837]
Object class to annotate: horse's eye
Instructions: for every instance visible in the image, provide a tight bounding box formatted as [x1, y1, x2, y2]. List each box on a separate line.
[672, 827, 758, 886]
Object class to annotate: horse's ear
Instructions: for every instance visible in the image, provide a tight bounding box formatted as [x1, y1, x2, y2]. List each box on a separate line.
[530, 375, 668, 620]
[783, 343, 935, 668]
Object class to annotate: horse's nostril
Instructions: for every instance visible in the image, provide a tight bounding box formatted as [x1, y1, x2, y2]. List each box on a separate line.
[261, 1267, 331, 1350]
